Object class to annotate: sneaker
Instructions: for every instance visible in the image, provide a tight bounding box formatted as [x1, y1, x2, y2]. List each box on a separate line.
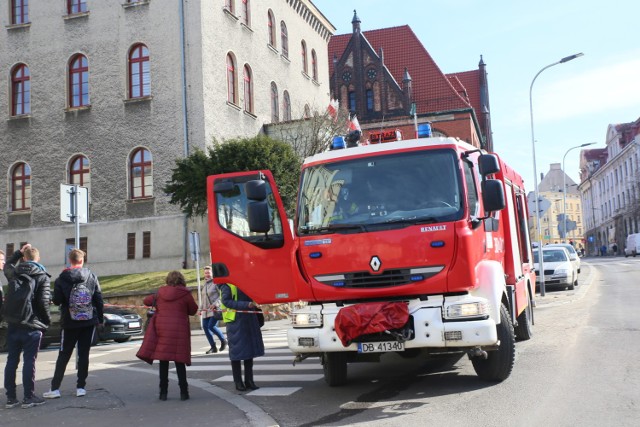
[5, 398, 20, 409]
[76, 388, 86, 397]
[22, 395, 46, 408]
[43, 390, 61, 399]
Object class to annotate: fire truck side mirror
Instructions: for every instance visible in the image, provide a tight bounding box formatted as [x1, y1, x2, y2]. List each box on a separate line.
[478, 154, 500, 177]
[246, 180, 267, 201]
[481, 179, 506, 212]
[248, 200, 271, 232]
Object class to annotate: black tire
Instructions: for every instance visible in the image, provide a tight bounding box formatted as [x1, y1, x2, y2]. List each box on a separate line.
[514, 287, 533, 341]
[114, 336, 131, 343]
[323, 352, 348, 386]
[471, 303, 515, 382]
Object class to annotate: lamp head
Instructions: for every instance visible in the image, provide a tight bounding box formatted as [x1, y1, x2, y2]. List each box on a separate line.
[560, 53, 584, 63]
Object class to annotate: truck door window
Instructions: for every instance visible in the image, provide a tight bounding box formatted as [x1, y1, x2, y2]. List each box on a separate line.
[462, 160, 479, 218]
[216, 178, 284, 247]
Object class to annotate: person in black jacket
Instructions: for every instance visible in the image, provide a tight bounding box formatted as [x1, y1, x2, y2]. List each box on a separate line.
[3, 244, 51, 409]
[43, 248, 103, 400]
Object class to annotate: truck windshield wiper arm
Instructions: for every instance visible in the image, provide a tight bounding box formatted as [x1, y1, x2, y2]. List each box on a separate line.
[382, 216, 438, 225]
[311, 223, 368, 234]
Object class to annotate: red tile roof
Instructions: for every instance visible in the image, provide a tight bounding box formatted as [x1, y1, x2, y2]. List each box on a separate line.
[328, 26, 474, 115]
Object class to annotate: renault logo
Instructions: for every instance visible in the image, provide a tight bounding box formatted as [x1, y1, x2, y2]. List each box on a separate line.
[370, 256, 381, 272]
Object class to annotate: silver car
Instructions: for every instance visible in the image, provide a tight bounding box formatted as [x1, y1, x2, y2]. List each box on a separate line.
[533, 247, 578, 290]
[546, 243, 581, 274]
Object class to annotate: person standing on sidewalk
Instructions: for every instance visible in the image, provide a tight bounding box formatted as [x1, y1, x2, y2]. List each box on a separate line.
[3, 244, 51, 409]
[199, 266, 227, 354]
[142, 271, 198, 401]
[43, 248, 104, 400]
[219, 283, 264, 392]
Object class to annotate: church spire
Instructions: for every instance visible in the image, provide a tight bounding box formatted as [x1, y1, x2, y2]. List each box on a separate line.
[352, 10, 361, 33]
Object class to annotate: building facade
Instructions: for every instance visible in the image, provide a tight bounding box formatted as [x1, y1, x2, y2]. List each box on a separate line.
[528, 163, 587, 249]
[0, 0, 334, 275]
[579, 119, 640, 255]
[327, 11, 493, 151]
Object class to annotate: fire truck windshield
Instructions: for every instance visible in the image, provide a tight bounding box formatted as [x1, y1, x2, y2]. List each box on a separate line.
[297, 149, 464, 235]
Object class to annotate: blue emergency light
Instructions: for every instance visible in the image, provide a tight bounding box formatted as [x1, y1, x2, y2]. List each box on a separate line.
[331, 136, 346, 150]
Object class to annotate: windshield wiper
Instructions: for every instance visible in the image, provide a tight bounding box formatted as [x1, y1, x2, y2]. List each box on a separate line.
[382, 216, 438, 225]
[308, 223, 368, 234]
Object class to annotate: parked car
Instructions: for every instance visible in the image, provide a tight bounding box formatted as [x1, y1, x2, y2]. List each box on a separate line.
[0, 304, 62, 352]
[533, 246, 578, 291]
[624, 233, 640, 257]
[97, 302, 144, 343]
[546, 243, 581, 274]
[0, 302, 142, 352]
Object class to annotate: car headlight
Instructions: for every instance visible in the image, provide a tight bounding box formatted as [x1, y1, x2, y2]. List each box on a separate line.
[553, 269, 568, 277]
[104, 313, 125, 321]
[445, 301, 489, 319]
[291, 312, 322, 328]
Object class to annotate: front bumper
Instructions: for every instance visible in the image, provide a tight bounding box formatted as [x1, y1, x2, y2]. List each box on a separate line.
[288, 296, 499, 353]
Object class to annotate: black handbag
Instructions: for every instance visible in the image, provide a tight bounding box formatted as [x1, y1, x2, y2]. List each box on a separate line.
[255, 307, 265, 328]
[146, 293, 157, 320]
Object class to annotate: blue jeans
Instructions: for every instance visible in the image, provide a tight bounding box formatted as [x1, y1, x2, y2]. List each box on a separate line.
[202, 316, 225, 347]
[4, 325, 43, 400]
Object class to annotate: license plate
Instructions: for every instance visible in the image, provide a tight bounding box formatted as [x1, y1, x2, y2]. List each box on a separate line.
[357, 341, 405, 353]
[128, 322, 140, 329]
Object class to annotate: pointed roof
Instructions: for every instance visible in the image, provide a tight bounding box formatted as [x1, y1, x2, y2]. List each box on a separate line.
[328, 25, 474, 115]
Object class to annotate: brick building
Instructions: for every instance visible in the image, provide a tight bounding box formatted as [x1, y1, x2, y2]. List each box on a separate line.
[328, 11, 492, 151]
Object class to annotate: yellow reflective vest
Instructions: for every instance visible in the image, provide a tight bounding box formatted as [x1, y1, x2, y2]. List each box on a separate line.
[220, 284, 238, 323]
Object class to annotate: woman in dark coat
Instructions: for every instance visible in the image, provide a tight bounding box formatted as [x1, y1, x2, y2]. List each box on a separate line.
[141, 271, 198, 401]
[219, 283, 264, 392]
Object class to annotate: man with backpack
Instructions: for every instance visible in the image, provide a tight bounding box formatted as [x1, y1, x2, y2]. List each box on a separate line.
[2, 244, 51, 409]
[43, 248, 103, 400]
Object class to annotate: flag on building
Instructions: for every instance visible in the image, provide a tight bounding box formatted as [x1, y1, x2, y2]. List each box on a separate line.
[327, 99, 339, 120]
[348, 114, 361, 132]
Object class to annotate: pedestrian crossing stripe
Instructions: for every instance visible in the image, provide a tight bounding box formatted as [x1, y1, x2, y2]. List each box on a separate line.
[192, 355, 296, 362]
[184, 363, 320, 371]
[214, 374, 323, 382]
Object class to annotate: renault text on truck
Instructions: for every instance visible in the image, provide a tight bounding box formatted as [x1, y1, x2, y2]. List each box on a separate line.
[206, 136, 535, 386]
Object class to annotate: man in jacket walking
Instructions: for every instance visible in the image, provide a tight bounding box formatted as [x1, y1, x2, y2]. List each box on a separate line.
[43, 248, 104, 399]
[3, 244, 51, 409]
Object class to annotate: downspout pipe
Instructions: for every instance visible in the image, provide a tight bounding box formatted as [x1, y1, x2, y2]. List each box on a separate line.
[180, 0, 190, 268]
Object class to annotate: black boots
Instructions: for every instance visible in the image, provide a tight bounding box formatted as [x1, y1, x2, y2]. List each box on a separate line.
[219, 340, 227, 351]
[244, 380, 259, 390]
[206, 344, 218, 354]
[159, 391, 167, 401]
[179, 382, 189, 401]
[235, 381, 247, 391]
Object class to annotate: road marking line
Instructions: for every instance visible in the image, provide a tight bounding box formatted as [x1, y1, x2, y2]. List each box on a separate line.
[182, 364, 321, 371]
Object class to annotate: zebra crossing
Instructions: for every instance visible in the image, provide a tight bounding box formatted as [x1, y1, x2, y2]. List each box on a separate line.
[185, 329, 325, 396]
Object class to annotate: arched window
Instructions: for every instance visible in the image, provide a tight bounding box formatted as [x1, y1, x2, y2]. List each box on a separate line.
[129, 44, 150, 98]
[301, 40, 308, 74]
[67, 0, 87, 14]
[366, 89, 374, 112]
[241, 0, 250, 26]
[280, 21, 288, 58]
[69, 54, 89, 107]
[11, 0, 29, 25]
[270, 82, 279, 123]
[226, 53, 237, 104]
[243, 64, 253, 113]
[69, 155, 90, 188]
[11, 162, 31, 211]
[348, 91, 356, 112]
[11, 64, 30, 116]
[311, 49, 318, 81]
[130, 148, 153, 199]
[267, 10, 276, 47]
[282, 90, 291, 121]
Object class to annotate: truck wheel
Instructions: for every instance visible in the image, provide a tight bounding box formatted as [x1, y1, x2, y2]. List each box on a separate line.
[472, 303, 515, 382]
[514, 288, 533, 341]
[323, 352, 348, 386]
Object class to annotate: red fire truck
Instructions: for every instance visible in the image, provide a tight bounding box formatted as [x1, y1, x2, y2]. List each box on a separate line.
[206, 136, 535, 386]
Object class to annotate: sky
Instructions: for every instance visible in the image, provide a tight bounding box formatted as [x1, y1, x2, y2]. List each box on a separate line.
[312, 0, 640, 186]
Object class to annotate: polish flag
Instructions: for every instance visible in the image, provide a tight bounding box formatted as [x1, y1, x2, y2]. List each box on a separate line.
[348, 114, 361, 132]
[327, 99, 339, 119]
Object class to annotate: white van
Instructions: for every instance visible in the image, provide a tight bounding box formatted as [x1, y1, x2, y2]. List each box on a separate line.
[624, 233, 640, 257]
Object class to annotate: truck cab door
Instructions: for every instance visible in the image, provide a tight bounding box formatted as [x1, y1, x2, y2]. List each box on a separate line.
[206, 171, 303, 304]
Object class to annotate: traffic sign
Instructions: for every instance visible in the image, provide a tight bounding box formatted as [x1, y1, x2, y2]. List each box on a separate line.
[60, 184, 88, 223]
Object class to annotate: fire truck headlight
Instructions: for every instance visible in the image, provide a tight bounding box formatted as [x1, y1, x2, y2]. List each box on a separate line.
[445, 302, 489, 319]
[291, 312, 322, 328]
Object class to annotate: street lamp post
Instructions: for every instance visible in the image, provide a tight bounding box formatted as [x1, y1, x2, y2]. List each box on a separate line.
[529, 52, 584, 297]
[562, 142, 596, 242]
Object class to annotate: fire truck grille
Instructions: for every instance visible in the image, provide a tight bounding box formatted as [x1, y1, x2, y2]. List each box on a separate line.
[315, 266, 444, 289]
